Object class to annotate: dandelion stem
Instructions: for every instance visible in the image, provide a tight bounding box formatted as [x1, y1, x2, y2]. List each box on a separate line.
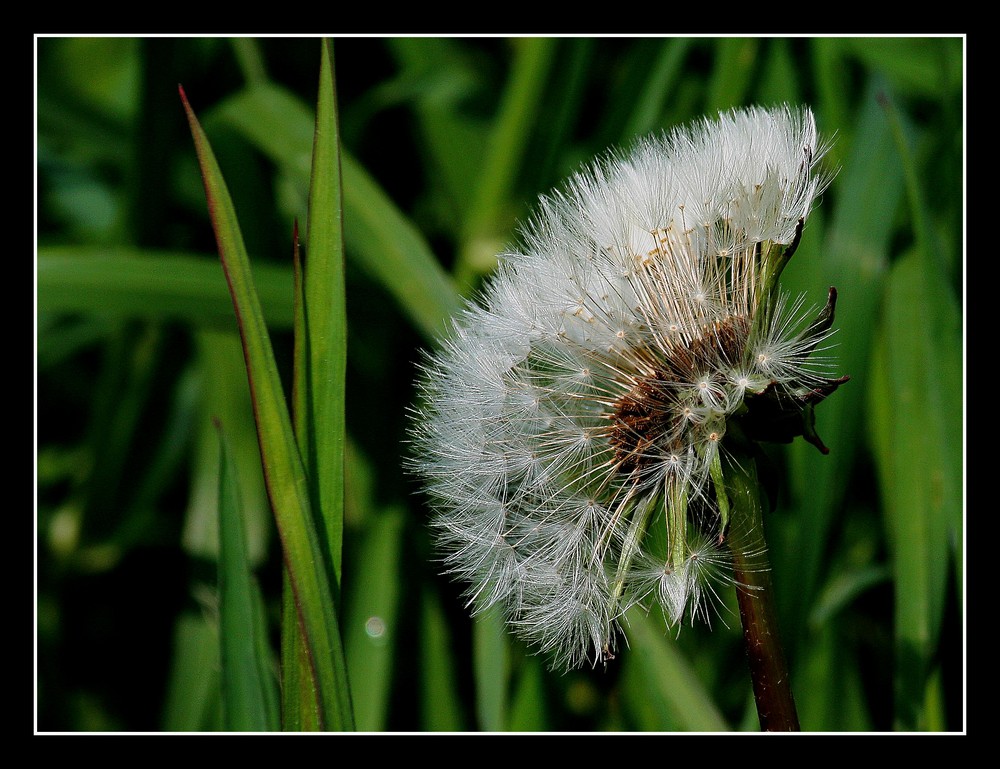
[724, 450, 800, 732]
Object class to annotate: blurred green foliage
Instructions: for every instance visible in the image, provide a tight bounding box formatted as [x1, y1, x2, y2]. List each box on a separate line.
[36, 36, 964, 732]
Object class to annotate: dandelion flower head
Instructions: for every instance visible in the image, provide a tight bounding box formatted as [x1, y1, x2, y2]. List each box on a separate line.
[411, 105, 844, 670]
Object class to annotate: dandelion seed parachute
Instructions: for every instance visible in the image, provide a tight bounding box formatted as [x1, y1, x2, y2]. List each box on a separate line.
[411, 105, 840, 670]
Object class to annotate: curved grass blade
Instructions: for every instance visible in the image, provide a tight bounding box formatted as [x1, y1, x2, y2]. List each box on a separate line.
[340, 152, 464, 337]
[622, 608, 729, 731]
[216, 419, 280, 732]
[455, 37, 557, 287]
[208, 82, 462, 340]
[181, 85, 354, 730]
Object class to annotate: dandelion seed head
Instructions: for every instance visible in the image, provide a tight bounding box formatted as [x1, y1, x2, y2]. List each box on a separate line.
[411, 105, 841, 670]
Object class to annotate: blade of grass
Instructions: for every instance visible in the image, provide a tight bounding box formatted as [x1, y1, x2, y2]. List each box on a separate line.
[216, 420, 280, 732]
[875, 92, 961, 731]
[705, 38, 759, 113]
[344, 507, 405, 731]
[208, 82, 463, 339]
[340, 152, 464, 334]
[300, 39, 348, 583]
[757, 37, 801, 106]
[622, 607, 729, 731]
[780, 79, 902, 651]
[419, 584, 466, 731]
[284, 41, 350, 729]
[384, 37, 489, 220]
[162, 612, 223, 731]
[184, 330, 271, 564]
[282, 222, 320, 731]
[181, 85, 354, 730]
[473, 605, 509, 731]
[455, 37, 557, 287]
[508, 657, 547, 732]
[622, 38, 693, 138]
[795, 623, 872, 731]
[37, 247, 295, 329]
[871, 251, 960, 731]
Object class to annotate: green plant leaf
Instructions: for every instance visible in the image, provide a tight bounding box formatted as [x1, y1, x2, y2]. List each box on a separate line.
[705, 38, 759, 113]
[300, 39, 348, 582]
[622, 608, 729, 731]
[208, 82, 462, 341]
[340, 152, 464, 337]
[384, 37, 489, 220]
[508, 656, 548, 732]
[870, 251, 960, 730]
[418, 584, 466, 731]
[875, 91, 961, 730]
[473, 605, 509, 731]
[184, 329, 271, 565]
[284, 41, 350, 729]
[216, 421, 280, 731]
[455, 37, 558, 287]
[780, 79, 903, 650]
[622, 38, 693, 138]
[795, 623, 872, 731]
[181, 85, 354, 730]
[162, 612, 223, 731]
[37, 247, 295, 329]
[344, 507, 406, 731]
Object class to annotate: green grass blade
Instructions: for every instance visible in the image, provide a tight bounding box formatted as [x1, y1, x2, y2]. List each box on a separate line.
[216, 421, 280, 731]
[796, 624, 872, 731]
[340, 152, 464, 336]
[302, 40, 348, 583]
[162, 612, 223, 731]
[455, 37, 558, 287]
[184, 330, 271, 565]
[282, 223, 320, 732]
[37, 247, 295, 329]
[418, 584, 466, 731]
[181, 86, 354, 730]
[208, 82, 462, 340]
[873, 250, 961, 731]
[779, 79, 903, 648]
[622, 608, 729, 731]
[383, 38, 489, 218]
[473, 606, 509, 731]
[622, 38, 693, 138]
[344, 507, 406, 731]
[283, 41, 350, 729]
[705, 38, 759, 113]
[163, 612, 222, 732]
[872, 93, 961, 731]
[508, 657, 548, 732]
[757, 37, 801, 106]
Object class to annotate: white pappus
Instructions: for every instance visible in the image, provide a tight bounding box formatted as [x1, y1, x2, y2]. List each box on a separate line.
[410, 105, 843, 670]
